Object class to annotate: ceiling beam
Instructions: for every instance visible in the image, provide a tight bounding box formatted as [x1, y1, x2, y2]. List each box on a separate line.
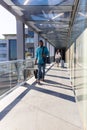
[67, 0, 80, 46]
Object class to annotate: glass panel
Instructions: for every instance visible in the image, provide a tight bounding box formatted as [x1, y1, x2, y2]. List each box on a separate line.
[0, 59, 35, 97]
[11, 0, 74, 6]
[25, 25, 34, 58]
[70, 1, 87, 129]
[25, 38, 34, 43]
[0, 63, 10, 95]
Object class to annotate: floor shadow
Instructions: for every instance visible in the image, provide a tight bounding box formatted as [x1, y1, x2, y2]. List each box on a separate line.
[46, 74, 70, 80]
[51, 68, 67, 72]
[33, 87, 75, 103]
[0, 83, 34, 121]
[44, 79, 72, 88]
[0, 80, 74, 121]
[41, 83, 72, 91]
[0, 65, 73, 121]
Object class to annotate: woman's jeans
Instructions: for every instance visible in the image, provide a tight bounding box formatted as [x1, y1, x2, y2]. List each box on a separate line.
[38, 63, 45, 80]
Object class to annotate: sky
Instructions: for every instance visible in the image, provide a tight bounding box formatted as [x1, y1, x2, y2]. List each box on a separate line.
[0, 5, 16, 39]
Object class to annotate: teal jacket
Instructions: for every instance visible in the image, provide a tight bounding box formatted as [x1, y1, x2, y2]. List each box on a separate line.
[35, 46, 49, 64]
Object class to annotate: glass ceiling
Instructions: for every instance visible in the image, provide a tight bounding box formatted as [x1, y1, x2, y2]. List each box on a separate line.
[68, 0, 87, 48]
[11, 0, 74, 6]
[1, 0, 79, 48]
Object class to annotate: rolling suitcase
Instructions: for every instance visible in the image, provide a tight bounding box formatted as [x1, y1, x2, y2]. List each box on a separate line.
[60, 60, 64, 68]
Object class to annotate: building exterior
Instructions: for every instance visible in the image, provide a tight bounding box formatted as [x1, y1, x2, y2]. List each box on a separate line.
[4, 34, 17, 61]
[0, 35, 17, 61]
[0, 39, 8, 61]
[0, 29, 35, 61]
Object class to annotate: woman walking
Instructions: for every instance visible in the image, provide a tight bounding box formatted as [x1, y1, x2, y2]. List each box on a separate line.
[55, 49, 61, 67]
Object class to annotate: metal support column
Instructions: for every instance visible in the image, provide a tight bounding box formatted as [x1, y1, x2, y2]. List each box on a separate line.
[16, 19, 25, 59]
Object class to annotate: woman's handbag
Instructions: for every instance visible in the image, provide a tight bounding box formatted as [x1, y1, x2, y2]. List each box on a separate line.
[42, 47, 50, 64]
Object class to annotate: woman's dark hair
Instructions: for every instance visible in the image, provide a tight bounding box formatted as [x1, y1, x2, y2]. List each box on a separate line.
[39, 40, 43, 47]
[39, 40, 43, 43]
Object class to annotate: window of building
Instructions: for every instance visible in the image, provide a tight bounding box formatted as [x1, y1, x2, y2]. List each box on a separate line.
[9, 39, 17, 60]
[0, 54, 6, 58]
[25, 37, 34, 43]
[0, 43, 7, 47]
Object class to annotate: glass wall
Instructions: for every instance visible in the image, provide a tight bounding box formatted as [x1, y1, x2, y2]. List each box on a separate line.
[0, 59, 34, 97]
[75, 29, 87, 129]
[66, 28, 87, 129]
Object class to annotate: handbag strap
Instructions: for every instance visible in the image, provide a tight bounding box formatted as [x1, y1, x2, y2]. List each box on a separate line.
[42, 46, 46, 64]
[42, 46, 45, 55]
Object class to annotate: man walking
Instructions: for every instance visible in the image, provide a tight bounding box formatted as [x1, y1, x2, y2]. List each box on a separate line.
[35, 40, 49, 84]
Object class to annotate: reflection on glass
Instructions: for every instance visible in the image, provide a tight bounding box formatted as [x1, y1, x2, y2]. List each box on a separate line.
[0, 59, 34, 96]
[11, 0, 74, 5]
[25, 38, 34, 43]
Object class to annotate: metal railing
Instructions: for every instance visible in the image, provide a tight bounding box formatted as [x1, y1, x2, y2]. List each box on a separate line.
[0, 59, 35, 96]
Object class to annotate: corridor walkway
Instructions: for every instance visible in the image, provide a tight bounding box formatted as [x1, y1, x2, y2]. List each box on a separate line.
[0, 64, 83, 130]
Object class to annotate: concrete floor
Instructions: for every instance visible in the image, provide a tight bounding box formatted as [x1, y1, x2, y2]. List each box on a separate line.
[0, 64, 83, 130]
